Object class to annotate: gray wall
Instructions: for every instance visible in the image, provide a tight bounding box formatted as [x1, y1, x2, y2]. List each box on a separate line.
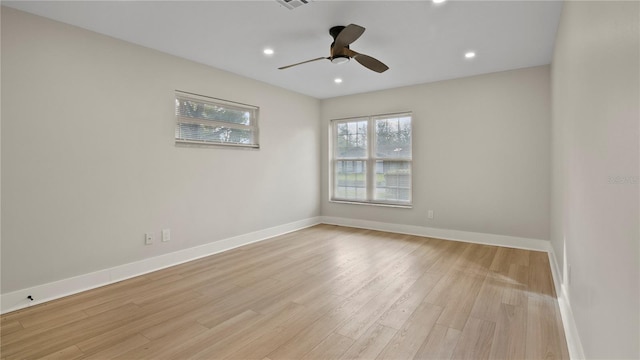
[1, 8, 321, 293]
[551, 1, 639, 358]
[321, 66, 551, 241]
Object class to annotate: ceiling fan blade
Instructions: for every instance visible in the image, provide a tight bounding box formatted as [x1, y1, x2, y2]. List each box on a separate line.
[348, 50, 389, 73]
[334, 24, 365, 49]
[278, 57, 329, 70]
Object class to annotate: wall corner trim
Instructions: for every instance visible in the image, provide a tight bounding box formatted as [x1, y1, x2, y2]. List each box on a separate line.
[0, 216, 322, 314]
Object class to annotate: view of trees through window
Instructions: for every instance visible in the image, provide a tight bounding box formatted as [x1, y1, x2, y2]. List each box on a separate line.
[333, 113, 412, 205]
[175, 92, 258, 147]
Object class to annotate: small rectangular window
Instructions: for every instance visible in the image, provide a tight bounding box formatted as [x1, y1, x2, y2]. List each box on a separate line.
[175, 91, 259, 148]
[331, 112, 412, 206]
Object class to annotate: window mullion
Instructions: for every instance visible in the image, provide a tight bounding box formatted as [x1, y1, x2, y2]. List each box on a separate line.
[367, 117, 375, 201]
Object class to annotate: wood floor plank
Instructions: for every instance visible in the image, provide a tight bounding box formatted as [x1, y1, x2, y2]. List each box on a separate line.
[424, 240, 468, 275]
[2, 303, 141, 359]
[111, 323, 209, 360]
[0, 321, 22, 336]
[254, 274, 340, 315]
[469, 275, 506, 322]
[413, 323, 461, 360]
[335, 274, 418, 339]
[451, 317, 496, 360]
[193, 279, 243, 300]
[500, 263, 529, 307]
[327, 236, 422, 298]
[340, 323, 397, 360]
[195, 278, 287, 328]
[525, 294, 568, 360]
[219, 295, 343, 360]
[232, 251, 321, 287]
[138, 309, 265, 359]
[424, 270, 484, 330]
[189, 302, 311, 359]
[84, 274, 185, 315]
[395, 238, 449, 279]
[82, 333, 150, 360]
[38, 345, 84, 360]
[451, 244, 498, 277]
[0, 225, 569, 360]
[14, 303, 89, 329]
[266, 293, 386, 359]
[75, 293, 210, 354]
[266, 257, 418, 360]
[376, 302, 443, 360]
[488, 303, 527, 360]
[489, 247, 511, 275]
[528, 251, 556, 297]
[77, 294, 208, 352]
[377, 272, 440, 330]
[490, 247, 530, 276]
[301, 332, 354, 360]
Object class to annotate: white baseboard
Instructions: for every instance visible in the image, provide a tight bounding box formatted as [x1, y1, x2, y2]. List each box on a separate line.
[548, 249, 586, 360]
[1, 217, 321, 314]
[321, 216, 551, 252]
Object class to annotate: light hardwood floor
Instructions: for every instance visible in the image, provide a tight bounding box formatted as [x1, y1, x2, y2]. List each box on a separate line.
[0, 225, 569, 359]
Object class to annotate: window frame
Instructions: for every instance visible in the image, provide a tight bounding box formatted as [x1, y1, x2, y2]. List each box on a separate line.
[330, 112, 413, 207]
[175, 90, 259, 148]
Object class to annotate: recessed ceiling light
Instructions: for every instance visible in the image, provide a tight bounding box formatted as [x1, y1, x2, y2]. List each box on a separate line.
[433, 0, 447, 4]
[465, 51, 476, 59]
[334, 78, 343, 84]
[263, 48, 274, 56]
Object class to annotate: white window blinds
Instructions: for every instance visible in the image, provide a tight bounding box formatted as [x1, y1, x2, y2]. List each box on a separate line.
[175, 91, 259, 148]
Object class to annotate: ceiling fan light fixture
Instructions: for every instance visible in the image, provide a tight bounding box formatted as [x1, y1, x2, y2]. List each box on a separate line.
[331, 56, 350, 65]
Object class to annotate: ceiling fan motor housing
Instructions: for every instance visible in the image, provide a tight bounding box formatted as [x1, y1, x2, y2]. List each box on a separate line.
[329, 26, 346, 39]
[330, 26, 350, 61]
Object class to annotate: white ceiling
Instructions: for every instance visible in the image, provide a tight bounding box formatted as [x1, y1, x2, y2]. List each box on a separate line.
[3, 0, 563, 99]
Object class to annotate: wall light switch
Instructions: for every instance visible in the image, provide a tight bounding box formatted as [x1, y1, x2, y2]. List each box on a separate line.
[162, 229, 171, 242]
[145, 233, 153, 245]
[428, 210, 434, 219]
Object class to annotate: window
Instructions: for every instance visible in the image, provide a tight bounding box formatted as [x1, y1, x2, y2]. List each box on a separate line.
[331, 112, 412, 206]
[175, 91, 259, 148]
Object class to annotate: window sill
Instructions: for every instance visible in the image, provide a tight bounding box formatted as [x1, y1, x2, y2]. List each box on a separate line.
[329, 199, 413, 209]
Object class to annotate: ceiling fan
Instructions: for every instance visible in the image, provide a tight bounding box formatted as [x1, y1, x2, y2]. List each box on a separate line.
[278, 24, 389, 73]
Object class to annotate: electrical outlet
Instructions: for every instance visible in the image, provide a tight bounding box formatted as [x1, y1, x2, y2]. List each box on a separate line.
[427, 210, 434, 219]
[162, 229, 171, 242]
[145, 233, 153, 245]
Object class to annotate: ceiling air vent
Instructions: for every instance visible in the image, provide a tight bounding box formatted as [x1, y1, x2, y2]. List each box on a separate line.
[276, 0, 312, 10]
